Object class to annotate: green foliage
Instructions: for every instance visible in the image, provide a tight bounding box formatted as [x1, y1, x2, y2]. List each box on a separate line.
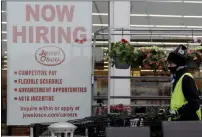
[105, 40, 202, 71]
[110, 104, 131, 115]
[106, 39, 135, 65]
[188, 46, 202, 61]
[134, 46, 169, 72]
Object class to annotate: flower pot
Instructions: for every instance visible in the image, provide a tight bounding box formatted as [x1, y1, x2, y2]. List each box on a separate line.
[187, 59, 201, 69]
[114, 56, 130, 69]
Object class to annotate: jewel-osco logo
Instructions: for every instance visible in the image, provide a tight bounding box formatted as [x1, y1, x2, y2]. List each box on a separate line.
[35, 46, 65, 66]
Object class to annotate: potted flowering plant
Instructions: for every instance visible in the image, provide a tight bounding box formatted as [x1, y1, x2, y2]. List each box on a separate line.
[187, 46, 202, 69]
[131, 49, 144, 69]
[110, 104, 131, 115]
[132, 46, 169, 72]
[107, 39, 135, 69]
[96, 104, 131, 116]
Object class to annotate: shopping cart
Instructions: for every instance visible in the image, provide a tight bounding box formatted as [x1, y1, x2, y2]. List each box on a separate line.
[32, 109, 173, 137]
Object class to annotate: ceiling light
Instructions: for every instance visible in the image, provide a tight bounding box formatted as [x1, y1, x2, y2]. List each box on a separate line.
[92, 41, 108, 44]
[1, 22, 7, 24]
[92, 13, 108, 16]
[130, 14, 148, 17]
[93, 24, 202, 29]
[93, 13, 202, 19]
[184, 16, 202, 18]
[130, 25, 156, 27]
[138, 0, 183, 3]
[93, 24, 108, 27]
[184, 1, 202, 4]
[155, 25, 185, 28]
[151, 1, 183, 2]
[2, 31, 7, 34]
[187, 26, 202, 28]
[149, 14, 182, 17]
[131, 14, 202, 19]
[132, 35, 202, 38]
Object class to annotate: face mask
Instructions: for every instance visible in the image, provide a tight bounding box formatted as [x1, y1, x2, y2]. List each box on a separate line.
[168, 67, 177, 74]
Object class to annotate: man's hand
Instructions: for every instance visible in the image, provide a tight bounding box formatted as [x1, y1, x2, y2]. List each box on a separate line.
[169, 110, 178, 116]
[158, 109, 167, 115]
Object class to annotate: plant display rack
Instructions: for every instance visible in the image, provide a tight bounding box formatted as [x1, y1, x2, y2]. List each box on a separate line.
[92, 27, 202, 114]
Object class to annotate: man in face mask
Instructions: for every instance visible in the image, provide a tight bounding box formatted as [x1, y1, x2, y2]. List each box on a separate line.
[167, 44, 201, 121]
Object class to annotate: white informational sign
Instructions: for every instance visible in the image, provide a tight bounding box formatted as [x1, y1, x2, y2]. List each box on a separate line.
[7, 1, 92, 125]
